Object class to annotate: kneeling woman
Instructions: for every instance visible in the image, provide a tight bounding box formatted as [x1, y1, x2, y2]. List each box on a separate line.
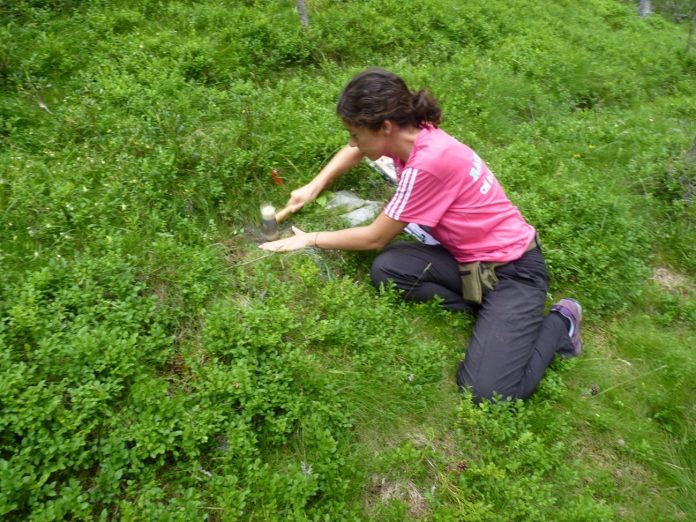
[260, 68, 582, 402]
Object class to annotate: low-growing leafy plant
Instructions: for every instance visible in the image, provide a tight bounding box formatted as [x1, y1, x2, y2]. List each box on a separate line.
[1, 0, 695, 519]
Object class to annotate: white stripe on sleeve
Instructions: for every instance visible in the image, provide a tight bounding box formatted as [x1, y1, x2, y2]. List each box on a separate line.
[385, 167, 414, 219]
[389, 168, 418, 220]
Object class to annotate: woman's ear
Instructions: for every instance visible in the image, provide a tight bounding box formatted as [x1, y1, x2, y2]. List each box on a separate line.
[382, 120, 393, 136]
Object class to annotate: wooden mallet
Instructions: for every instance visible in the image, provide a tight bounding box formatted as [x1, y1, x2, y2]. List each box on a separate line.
[260, 203, 295, 240]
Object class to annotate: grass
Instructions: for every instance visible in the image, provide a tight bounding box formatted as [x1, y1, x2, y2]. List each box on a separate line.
[1, 0, 695, 520]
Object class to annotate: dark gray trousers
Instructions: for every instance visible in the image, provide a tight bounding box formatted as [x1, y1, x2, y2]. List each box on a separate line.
[370, 242, 572, 402]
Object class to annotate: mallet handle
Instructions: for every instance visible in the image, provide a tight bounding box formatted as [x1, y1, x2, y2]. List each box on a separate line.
[274, 205, 294, 224]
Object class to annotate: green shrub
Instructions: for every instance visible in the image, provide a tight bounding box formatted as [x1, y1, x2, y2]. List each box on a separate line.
[1, 0, 695, 518]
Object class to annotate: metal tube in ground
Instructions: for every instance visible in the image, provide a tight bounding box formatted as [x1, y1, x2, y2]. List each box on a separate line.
[260, 204, 279, 240]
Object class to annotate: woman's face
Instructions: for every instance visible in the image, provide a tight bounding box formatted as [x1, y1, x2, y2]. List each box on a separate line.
[344, 122, 389, 161]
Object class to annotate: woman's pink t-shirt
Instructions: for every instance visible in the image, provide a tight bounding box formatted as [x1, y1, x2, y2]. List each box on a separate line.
[384, 126, 536, 264]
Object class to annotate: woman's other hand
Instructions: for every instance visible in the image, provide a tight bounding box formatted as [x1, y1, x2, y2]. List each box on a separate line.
[259, 226, 316, 252]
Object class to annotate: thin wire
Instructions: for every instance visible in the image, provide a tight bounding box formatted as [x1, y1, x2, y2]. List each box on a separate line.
[404, 262, 432, 299]
[585, 364, 668, 399]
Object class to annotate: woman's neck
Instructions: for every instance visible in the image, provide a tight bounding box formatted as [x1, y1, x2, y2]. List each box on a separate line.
[392, 125, 423, 162]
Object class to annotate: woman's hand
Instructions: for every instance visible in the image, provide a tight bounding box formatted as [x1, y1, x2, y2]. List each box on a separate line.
[281, 145, 364, 217]
[259, 226, 315, 252]
[260, 213, 407, 253]
[282, 184, 319, 217]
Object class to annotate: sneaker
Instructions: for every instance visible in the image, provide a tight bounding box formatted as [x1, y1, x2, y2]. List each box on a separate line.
[551, 298, 583, 356]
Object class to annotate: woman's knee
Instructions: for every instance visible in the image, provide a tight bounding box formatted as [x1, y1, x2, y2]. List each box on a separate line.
[370, 244, 410, 288]
[456, 362, 522, 403]
[370, 251, 395, 288]
[456, 376, 497, 403]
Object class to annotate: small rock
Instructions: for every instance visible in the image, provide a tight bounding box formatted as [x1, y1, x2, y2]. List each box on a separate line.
[325, 190, 365, 212]
[341, 201, 382, 226]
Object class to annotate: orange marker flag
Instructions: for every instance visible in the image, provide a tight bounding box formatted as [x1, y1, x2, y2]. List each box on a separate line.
[271, 168, 283, 185]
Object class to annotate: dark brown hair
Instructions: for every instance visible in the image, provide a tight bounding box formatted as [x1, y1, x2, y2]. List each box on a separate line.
[336, 68, 441, 130]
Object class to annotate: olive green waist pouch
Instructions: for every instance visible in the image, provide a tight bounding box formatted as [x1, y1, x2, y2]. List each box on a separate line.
[458, 261, 503, 305]
[458, 235, 541, 304]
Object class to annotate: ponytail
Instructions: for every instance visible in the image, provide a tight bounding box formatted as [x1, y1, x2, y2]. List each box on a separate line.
[411, 89, 441, 128]
[337, 68, 442, 130]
